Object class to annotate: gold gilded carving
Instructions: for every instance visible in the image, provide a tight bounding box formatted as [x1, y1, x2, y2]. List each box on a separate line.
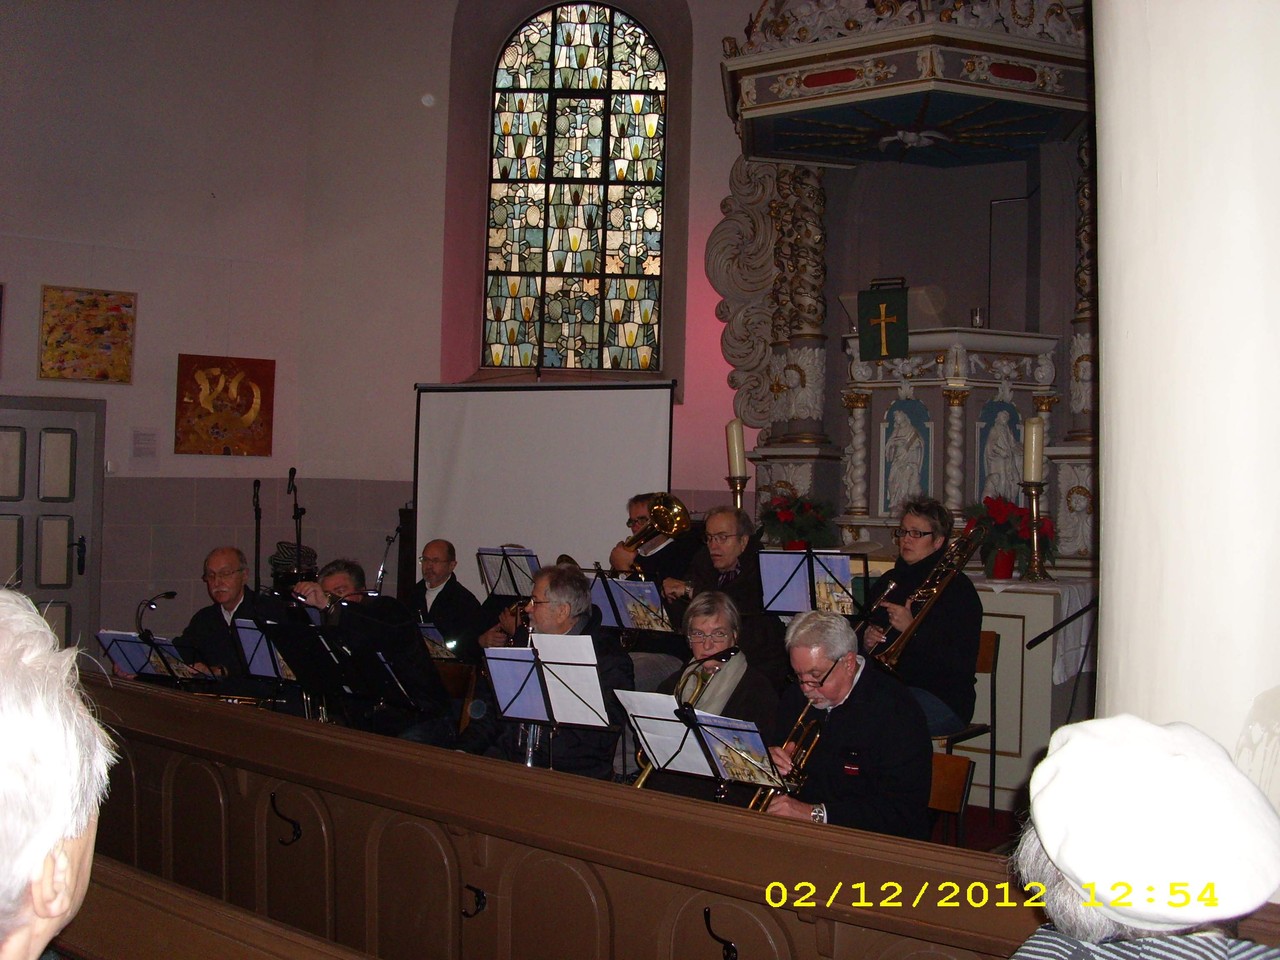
[943, 390, 970, 407]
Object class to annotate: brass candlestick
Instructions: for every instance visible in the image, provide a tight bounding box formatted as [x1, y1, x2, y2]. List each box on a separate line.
[727, 475, 748, 512]
[1018, 480, 1053, 582]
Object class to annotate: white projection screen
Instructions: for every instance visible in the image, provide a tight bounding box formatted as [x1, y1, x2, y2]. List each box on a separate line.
[414, 382, 674, 596]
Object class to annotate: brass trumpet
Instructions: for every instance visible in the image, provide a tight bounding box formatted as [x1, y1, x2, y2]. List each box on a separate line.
[633, 647, 738, 789]
[748, 701, 821, 812]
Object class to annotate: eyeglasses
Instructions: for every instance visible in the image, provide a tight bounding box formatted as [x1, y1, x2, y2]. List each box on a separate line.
[201, 567, 244, 583]
[626, 516, 649, 529]
[704, 532, 743, 545]
[420, 556, 450, 565]
[688, 629, 732, 644]
[526, 597, 559, 606]
[892, 528, 935, 540]
[795, 656, 843, 689]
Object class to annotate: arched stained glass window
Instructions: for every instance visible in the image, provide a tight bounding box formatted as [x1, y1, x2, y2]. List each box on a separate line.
[484, 3, 666, 371]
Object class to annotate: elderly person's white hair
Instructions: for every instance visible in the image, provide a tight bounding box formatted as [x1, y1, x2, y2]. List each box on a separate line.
[0, 589, 116, 941]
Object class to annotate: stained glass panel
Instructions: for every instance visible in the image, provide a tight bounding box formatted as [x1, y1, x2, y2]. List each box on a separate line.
[484, 3, 666, 371]
[493, 92, 548, 180]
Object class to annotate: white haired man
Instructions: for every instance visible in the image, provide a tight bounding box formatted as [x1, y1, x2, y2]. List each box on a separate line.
[0, 590, 116, 960]
[766, 610, 931, 839]
[1011, 714, 1280, 960]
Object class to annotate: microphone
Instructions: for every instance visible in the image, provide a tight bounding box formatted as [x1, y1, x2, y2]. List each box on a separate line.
[253, 478, 261, 505]
[286, 467, 296, 495]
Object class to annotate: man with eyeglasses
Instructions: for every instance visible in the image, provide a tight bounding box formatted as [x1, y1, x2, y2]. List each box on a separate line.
[408, 538, 485, 664]
[176, 546, 288, 679]
[663, 506, 788, 692]
[765, 610, 931, 838]
[458, 563, 635, 779]
[861, 496, 983, 736]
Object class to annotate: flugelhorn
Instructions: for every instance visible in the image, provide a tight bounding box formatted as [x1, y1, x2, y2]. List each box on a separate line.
[633, 647, 739, 789]
[870, 526, 985, 671]
[748, 701, 821, 812]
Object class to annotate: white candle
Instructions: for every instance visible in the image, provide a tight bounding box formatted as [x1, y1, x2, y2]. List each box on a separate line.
[1023, 417, 1044, 482]
[726, 418, 747, 477]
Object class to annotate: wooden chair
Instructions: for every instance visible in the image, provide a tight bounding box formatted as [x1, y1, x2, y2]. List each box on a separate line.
[928, 752, 976, 847]
[933, 629, 998, 819]
[434, 661, 478, 733]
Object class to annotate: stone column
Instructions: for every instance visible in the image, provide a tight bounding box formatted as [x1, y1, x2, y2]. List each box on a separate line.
[942, 388, 970, 513]
[841, 390, 871, 517]
[1094, 0, 1280, 806]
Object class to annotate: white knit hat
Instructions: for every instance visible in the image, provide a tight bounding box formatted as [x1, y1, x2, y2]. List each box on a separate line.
[1029, 714, 1280, 931]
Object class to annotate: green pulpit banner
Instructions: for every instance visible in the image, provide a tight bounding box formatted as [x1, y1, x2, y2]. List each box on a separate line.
[857, 284, 909, 361]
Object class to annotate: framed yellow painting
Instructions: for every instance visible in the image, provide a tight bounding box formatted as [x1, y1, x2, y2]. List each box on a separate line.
[38, 285, 137, 383]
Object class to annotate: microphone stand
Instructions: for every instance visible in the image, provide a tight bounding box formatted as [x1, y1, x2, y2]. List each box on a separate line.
[374, 524, 402, 595]
[287, 468, 305, 583]
[252, 479, 262, 593]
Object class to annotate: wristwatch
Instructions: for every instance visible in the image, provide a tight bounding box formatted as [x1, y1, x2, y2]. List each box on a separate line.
[810, 803, 827, 824]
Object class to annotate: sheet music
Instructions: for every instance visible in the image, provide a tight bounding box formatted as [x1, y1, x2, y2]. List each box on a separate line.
[484, 646, 550, 722]
[614, 689, 711, 776]
[97, 631, 213, 680]
[477, 547, 540, 596]
[760, 550, 858, 614]
[692, 710, 783, 787]
[533, 633, 609, 728]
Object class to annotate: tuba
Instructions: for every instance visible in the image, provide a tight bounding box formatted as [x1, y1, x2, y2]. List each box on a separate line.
[869, 526, 986, 671]
[621, 493, 691, 552]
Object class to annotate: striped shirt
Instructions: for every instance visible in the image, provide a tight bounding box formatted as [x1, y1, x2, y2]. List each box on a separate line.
[1012, 926, 1280, 960]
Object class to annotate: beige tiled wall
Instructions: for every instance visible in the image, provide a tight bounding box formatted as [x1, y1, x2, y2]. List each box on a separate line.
[100, 476, 412, 637]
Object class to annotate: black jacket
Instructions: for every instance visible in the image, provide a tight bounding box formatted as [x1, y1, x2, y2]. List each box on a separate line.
[774, 664, 932, 839]
[865, 546, 982, 724]
[410, 574, 486, 664]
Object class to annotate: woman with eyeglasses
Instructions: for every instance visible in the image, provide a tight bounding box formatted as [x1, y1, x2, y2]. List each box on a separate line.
[861, 496, 983, 736]
[643, 591, 778, 804]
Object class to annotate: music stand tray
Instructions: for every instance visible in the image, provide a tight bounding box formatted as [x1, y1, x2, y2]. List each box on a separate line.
[98, 631, 214, 683]
[485, 633, 610, 729]
[418, 622, 458, 659]
[615, 690, 786, 790]
[759, 549, 870, 616]
[477, 547, 540, 598]
[590, 573, 672, 631]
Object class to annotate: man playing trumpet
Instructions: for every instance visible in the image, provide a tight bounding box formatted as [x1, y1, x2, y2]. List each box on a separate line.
[766, 611, 931, 839]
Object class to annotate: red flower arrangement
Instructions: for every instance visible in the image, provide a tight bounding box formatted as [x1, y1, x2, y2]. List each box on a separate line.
[962, 496, 1056, 577]
[759, 493, 839, 548]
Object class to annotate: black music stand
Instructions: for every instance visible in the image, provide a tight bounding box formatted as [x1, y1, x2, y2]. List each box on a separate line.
[615, 690, 785, 794]
[589, 567, 672, 631]
[484, 633, 610, 769]
[759, 548, 870, 618]
[477, 546, 540, 599]
[98, 631, 214, 686]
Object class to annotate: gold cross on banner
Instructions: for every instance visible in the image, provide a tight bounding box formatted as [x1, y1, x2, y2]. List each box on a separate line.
[871, 303, 897, 357]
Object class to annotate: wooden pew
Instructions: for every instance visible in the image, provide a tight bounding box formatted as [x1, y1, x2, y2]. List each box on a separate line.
[57, 856, 372, 960]
[84, 676, 1279, 960]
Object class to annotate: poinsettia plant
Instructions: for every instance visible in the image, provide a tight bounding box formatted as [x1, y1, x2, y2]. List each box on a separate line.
[961, 496, 1057, 576]
[759, 493, 839, 548]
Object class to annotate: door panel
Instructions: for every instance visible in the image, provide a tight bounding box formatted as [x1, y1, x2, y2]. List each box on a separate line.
[0, 396, 104, 646]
